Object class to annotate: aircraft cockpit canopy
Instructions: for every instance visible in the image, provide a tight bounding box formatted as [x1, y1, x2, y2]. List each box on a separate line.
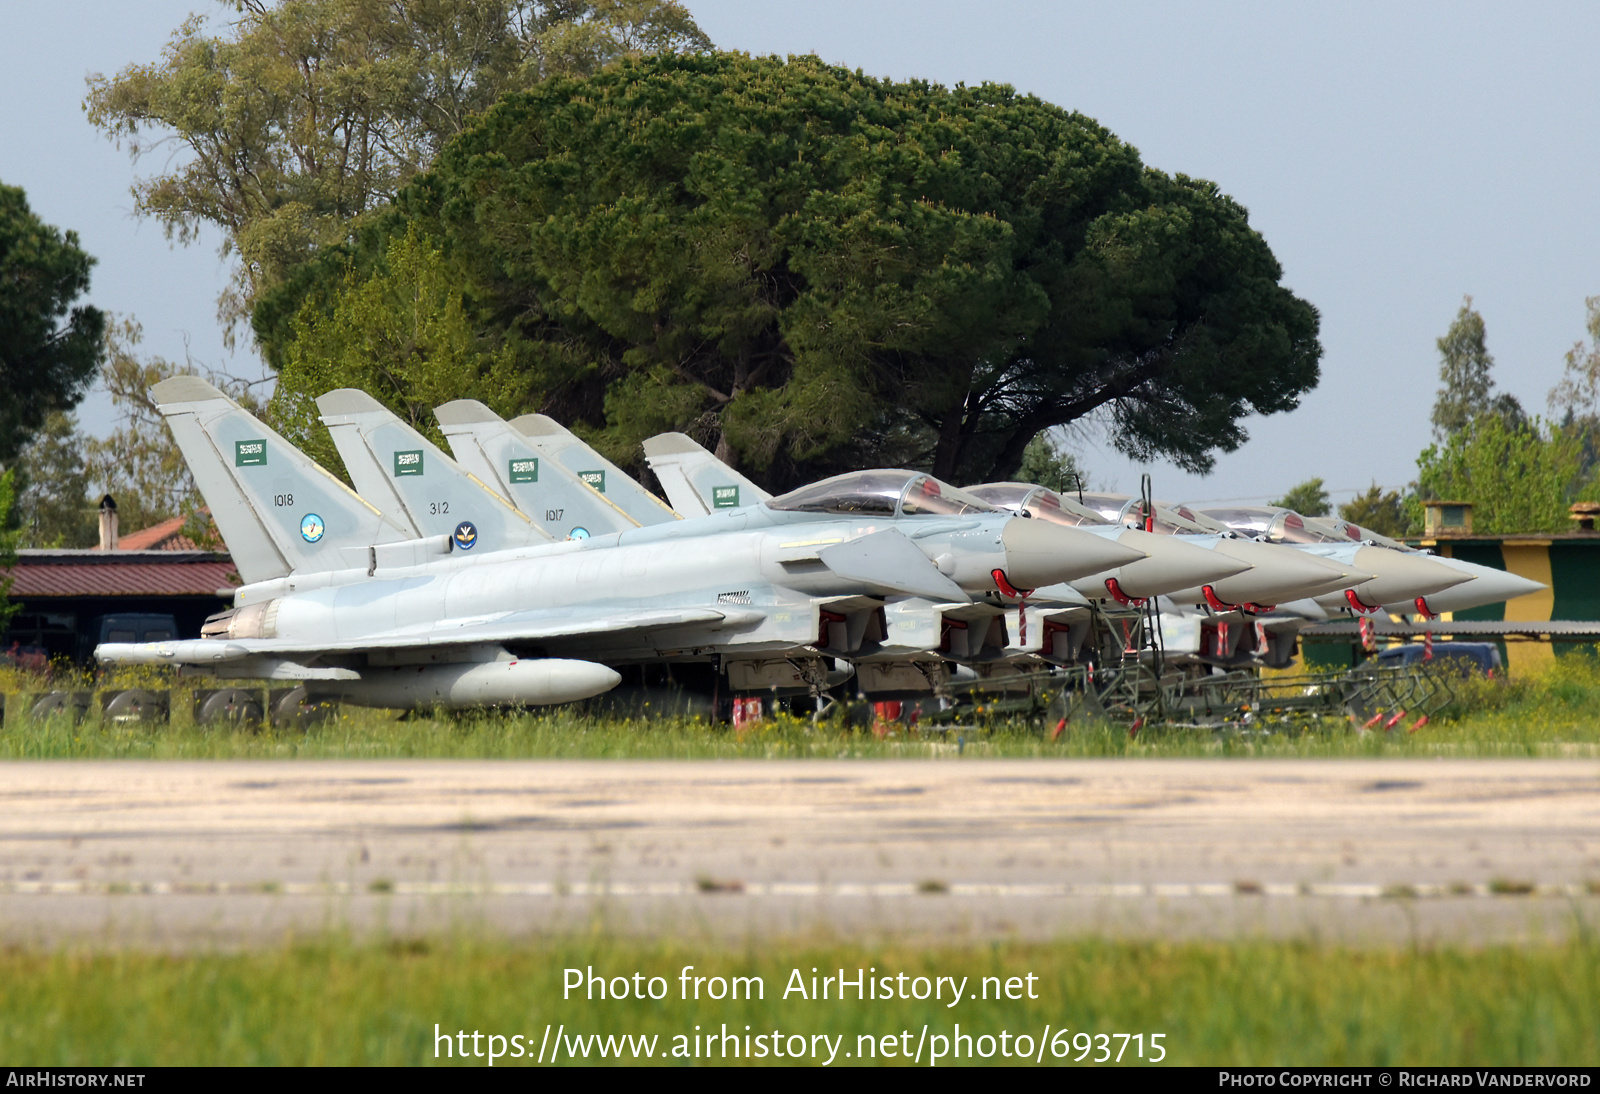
[1200, 507, 1346, 544]
[1163, 504, 1236, 535]
[767, 470, 998, 518]
[1077, 492, 1219, 535]
[965, 483, 1112, 527]
[1302, 515, 1408, 550]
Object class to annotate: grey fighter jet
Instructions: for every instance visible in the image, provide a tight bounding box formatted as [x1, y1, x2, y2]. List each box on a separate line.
[1059, 493, 1371, 609]
[1065, 493, 1379, 668]
[1291, 514, 1547, 617]
[967, 484, 1265, 603]
[1194, 506, 1474, 612]
[96, 379, 1144, 709]
[633, 437, 1253, 668]
[628, 436, 1350, 669]
[435, 408, 1107, 684]
[343, 395, 1074, 684]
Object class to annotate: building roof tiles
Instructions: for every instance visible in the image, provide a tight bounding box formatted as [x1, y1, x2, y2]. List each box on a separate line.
[2, 551, 238, 598]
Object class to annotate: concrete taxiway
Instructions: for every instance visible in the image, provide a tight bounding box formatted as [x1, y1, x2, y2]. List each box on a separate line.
[0, 758, 1596, 946]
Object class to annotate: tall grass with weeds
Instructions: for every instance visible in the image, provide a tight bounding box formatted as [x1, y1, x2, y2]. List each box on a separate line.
[2, 934, 1595, 1065]
[5, 656, 1600, 760]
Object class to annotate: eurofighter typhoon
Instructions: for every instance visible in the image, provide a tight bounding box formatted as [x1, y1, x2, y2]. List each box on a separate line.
[93, 378, 1145, 709]
[320, 391, 1167, 690]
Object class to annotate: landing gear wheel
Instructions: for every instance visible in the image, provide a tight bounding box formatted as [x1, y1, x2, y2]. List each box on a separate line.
[29, 692, 84, 722]
[270, 686, 334, 730]
[102, 689, 168, 724]
[196, 688, 264, 728]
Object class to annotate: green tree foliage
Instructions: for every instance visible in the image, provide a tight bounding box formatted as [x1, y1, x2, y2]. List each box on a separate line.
[0, 469, 18, 631]
[275, 226, 522, 470]
[1268, 477, 1330, 517]
[84, 0, 710, 338]
[1338, 482, 1412, 538]
[1430, 296, 1524, 439]
[12, 412, 96, 549]
[1414, 415, 1584, 534]
[0, 182, 106, 462]
[87, 320, 266, 538]
[259, 53, 1321, 488]
[1548, 296, 1600, 425]
[12, 322, 261, 548]
[1545, 296, 1600, 478]
[1013, 433, 1082, 495]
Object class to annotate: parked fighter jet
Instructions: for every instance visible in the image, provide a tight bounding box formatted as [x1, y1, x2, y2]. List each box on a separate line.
[1194, 505, 1475, 612]
[1032, 491, 1372, 609]
[329, 394, 1075, 685]
[96, 379, 1145, 709]
[434, 409, 1096, 684]
[1291, 514, 1547, 617]
[627, 434, 1366, 669]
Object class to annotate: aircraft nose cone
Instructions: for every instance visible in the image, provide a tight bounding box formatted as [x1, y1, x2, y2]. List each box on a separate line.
[1000, 517, 1146, 589]
[1091, 529, 1251, 599]
[1204, 540, 1371, 604]
[1348, 545, 1473, 605]
[1383, 558, 1546, 614]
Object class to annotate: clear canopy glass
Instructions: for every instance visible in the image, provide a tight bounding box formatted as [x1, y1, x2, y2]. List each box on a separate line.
[768, 470, 997, 518]
[1199, 507, 1345, 544]
[966, 483, 1111, 527]
[1077, 492, 1218, 535]
[1301, 514, 1395, 545]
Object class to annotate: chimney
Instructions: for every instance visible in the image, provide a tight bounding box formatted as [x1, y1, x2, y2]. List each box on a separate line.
[97, 494, 119, 551]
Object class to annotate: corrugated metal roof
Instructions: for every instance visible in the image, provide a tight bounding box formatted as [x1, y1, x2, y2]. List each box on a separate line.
[2, 551, 237, 597]
[1308, 619, 1600, 638]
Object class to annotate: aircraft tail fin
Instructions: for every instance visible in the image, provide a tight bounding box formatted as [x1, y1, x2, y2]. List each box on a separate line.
[151, 376, 411, 584]
[316, 389, 551, 554]
[434, 400, 641, 540]
[510, 414, 679, 526]
[641, 432, 772, 516]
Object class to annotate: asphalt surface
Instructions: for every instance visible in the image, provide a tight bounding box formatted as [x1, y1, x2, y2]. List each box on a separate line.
[0, 758, 1596, 946]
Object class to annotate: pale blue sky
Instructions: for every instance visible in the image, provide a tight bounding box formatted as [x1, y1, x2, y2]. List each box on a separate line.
[3, 1, 1597, 505]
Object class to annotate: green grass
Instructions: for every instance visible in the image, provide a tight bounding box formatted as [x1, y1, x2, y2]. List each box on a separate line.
[5, 656, 1600, 760]
[5, 706, 1600, 760]
[0, 694, 1597, 761]
[2, 935, 1595, 1066]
